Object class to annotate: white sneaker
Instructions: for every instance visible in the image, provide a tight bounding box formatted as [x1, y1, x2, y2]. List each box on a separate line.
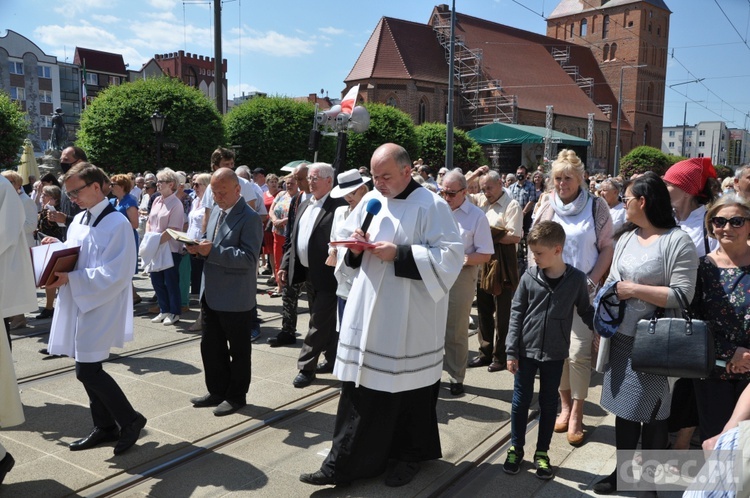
[152, 313, 168, 323]
[163, 314, 180, 325]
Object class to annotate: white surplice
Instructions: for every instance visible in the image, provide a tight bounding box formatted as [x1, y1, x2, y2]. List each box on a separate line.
[0, 176, 37, 428]
[48, 207, 136, 362]
[333, 186, 464, 393]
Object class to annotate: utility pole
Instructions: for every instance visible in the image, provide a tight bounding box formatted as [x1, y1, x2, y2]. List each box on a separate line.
[214, 0, 223, 113]
[445, 0, 456, 170]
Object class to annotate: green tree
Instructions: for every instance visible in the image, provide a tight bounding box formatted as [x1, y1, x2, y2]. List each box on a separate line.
[715, 164, 733, 179]
[0, 92, 30, 169]
[77, 77, 225, 173]
[226, 96, 334, 174]
[415, 122, 486, 170]
[619, 146, 671, 179]
[346, 103, 418, 168]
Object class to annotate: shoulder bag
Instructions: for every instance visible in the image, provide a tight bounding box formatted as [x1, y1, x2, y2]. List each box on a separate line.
[631, 288, 714, 379]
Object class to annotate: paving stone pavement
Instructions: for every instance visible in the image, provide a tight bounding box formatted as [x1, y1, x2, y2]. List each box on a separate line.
[1, 274, 637, 497]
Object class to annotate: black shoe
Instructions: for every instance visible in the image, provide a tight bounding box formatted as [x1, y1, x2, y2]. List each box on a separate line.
[467, 356, 491, 368]
[293, 370, 315, 388]
[488, 361, 506, 372]
[191, 393, 224, 407]
[213, 400, 246, 417]
[385, 461, 421, 487]
[450, 383, 464, 396]
[265, 277, 277, 286]
[114, 412, 147, 455]
[593, 470, 618, 494]
[69, 426, 120, 451]
[268, 332, 296, 348]
[300, 470, 344, 486]
[0, 453, 15, 485]
[315, 361, 334, 374]
[503, 446, 524, 474]
[36, 308, 54, 319]
[38, 347, 66, 358]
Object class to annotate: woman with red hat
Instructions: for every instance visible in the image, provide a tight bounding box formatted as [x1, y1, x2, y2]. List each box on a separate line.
[663, 157, 719, 452]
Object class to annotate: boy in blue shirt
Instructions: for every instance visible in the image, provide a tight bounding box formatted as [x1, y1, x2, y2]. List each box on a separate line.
[504, 221, 594, 479]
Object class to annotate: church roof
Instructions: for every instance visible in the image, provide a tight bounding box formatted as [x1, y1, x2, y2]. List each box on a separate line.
[345, 17, 450, 84]
[548, 0, 671, 20]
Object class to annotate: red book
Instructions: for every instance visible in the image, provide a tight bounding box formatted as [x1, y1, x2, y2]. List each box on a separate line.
[30, 243, 80, 287]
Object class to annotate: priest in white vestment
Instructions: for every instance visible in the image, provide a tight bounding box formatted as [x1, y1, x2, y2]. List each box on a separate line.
[0, 175, 38, 484]
[300, 143, 463, 487]
[45, 163, 146, 456]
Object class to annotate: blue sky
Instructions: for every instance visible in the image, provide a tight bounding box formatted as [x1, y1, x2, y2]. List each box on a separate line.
[2, 0, 750, 129]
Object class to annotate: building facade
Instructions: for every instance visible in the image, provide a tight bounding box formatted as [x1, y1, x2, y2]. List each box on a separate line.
[547, 0, 671, 158]
[662, 121, 732, 166]
[151, 51, 228, 113]
[0, 30, 78, 153]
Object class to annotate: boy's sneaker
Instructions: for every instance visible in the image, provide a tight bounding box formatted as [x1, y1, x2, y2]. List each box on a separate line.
[533, 451, 553, 480]
[503, 446, 523, 474]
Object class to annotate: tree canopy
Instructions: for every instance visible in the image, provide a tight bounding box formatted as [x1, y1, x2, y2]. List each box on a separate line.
[415, 122, 486, 171]
[346, 103, 419, 169]
[76, 77, 225, 173]
[0, 93, 30, 169]
[619, 146, 671, 179]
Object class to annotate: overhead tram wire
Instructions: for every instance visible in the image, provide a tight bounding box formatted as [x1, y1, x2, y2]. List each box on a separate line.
[713, 0, 750, 54]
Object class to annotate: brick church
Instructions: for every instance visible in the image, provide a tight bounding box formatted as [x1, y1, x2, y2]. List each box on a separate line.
[343, 1, 670, 173]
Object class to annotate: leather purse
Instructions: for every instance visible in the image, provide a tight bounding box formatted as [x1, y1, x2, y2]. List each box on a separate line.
[631, 288, 715, 379]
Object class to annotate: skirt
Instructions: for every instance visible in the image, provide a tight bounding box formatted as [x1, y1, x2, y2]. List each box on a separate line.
[601, 333, 672, 423]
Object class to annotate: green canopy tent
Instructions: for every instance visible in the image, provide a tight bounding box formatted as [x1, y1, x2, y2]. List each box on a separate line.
[467, 122, 590, 147]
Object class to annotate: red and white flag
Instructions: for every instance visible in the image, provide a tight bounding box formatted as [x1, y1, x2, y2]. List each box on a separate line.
[340, 84, 359, 115]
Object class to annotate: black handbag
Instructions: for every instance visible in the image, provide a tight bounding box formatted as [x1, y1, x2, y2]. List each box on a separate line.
[631, 288, 715, 379]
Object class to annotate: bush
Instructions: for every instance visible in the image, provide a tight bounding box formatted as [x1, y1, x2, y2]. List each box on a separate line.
[619, 146, 671, 179]
[226, 96, 335, 174]
[346, 103, 418, 168]
[0, 93, 30, 169]
[415, 122, 486, 171]
[77, 77, 225, 173]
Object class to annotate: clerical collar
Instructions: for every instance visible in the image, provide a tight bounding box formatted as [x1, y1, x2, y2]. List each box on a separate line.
[86, 198, 109, 224]
[394, 179, 420, 200]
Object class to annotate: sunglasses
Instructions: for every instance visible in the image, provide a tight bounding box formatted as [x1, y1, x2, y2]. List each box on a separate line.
[441, 188, 465, 198]
[711, 216, 750, 229]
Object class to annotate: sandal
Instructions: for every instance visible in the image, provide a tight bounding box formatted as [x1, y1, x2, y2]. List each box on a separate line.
[269, 290, 282, 298]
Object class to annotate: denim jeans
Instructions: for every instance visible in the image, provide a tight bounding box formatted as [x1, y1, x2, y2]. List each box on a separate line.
[510, 356, 564, 452]
[151, 252, 182, 315]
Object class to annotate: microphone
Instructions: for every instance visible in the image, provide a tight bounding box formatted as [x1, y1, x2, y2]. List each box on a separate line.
[361, 198, 382, 234]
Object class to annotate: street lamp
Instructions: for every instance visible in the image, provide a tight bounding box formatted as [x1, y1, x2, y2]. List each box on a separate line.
[614, 64, 646, 176]
[150, 111, 165, 169]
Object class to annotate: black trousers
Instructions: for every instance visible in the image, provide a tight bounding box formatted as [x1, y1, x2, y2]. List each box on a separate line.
[321, 381, 442, 482]
[75, 361, 137, 429]
[281, 282, 302, 335]
[475, 285, 513, 363]
[694, 377, 750, 442]
[297, 282, 338, 372]
[189, 255, 204, 295]
[200, 297, 254, 404]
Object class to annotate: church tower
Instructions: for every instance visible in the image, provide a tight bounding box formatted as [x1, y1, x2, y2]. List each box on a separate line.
[547, 0, 671, 158]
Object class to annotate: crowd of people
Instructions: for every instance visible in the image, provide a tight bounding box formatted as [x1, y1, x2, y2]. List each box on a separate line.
[3, 143, 750, 494]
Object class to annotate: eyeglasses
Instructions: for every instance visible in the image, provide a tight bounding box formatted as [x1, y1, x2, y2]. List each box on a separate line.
[441, 188, 465, 198]
[622, 196, 637, 204]
[156, 180, 167, 184]
[191, 183, 202, 188]
[65, 182, 93, 199]
[307, 176, 326, 183]
[711, 216, 750, 229]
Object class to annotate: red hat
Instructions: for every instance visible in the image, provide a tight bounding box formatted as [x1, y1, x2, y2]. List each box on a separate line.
[663, 157, 717, 197]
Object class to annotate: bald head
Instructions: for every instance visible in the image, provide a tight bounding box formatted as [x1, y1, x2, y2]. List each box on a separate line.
[370, 143, 413, 198]
[295, 164, 310, 193]
[211, 168, 241, 210]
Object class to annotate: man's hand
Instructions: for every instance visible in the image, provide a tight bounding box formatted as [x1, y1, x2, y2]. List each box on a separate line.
[41, 236, 61, 245]
[277, 269, 287, 286]
[185, 240, 212, 257]
[45, 272, 69, 289]
[370, 241, 397, 261]
[347, 228, 370, 256]
[507, 359, 519, 374]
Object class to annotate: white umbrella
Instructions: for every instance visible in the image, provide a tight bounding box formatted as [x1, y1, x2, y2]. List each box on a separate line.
[17, 139, 40, 184]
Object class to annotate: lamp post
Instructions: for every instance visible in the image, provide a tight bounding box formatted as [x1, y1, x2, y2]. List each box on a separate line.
[614, 64, 646, 176]
[150, 111, 165, 169]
